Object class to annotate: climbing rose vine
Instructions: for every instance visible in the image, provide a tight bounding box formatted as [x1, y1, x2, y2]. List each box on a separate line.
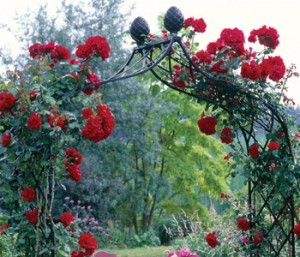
[0, 36, 114, 255]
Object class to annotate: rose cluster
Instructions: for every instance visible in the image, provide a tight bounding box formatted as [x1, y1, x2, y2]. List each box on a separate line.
[81, 104, 115, 143]
[29, 41, 71, 62]
[76, 35, 110, 61]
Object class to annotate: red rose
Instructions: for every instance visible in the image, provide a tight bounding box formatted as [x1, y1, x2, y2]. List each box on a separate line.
[66, 164, 82, 182]
[50, 45, 71, 61]
[81, 108, 94, 119]
[237, 218, 251, 231]
[248, 25, 279, 50]
[184, 17, 194, 29]
[65, 148, 82, 165]
[0, 92, 17, 112]
[253, 230, 264, 244]
[25, 208, 39, 225]
[268, 141, 280, 150]
[0, 224, 9, 235]
[21, 188, 36, 202]
[76, 44, 93, 59]
[78, 232, 98, 256]
[220, 127, 234, 144]
[294, 223, 300, 238]
[248, 143, 260, 158]
[60, 212, 75, 227]
[48, 114, 68, 130]
[28, 90, 38, 101]
[192, 18, 206, 33]
[2, 133, 11, 147]
[197, 113, 218, 135]
[209, 61, 228, 74]
[241, 61, 262, 81]
[71, 251, 85, 257]
[4, 93, 17, 109]
[28, 113, 42, 130]
[205, 231, 218, 248]
[85, 35, 110, 61]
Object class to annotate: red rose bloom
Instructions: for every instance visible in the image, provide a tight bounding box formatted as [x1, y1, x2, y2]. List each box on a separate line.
[294, 223, 300, 238]
[259, 56, 285, 81]
[192, 18, 206, 33]
[78, 232, 98, 256]
[0, 223, 9, 235]
[206, 42, 219, 55]
[205, 231, 218, 248]
[197, 113, 218, 135]
[172, 65, 186, 88]
[21, 188, 36, 202]
[209, 61, 228, 74]
[248, 143, 260, 158]
[0, 92, 17, 112]
[184, 17, 194, 29]
[248, 25, 279, 50]
[47, 114, 68, 130]
[28, 90, 38, 101]
[76, 44, 93, 59]
[65, 148, 82, 165]
[253, 230, 264, 244]
[66, 164, 82, 182]
[2, 133, 11, 147]
[81, 108, 94, 119]
[71, 251, 85, 257]
[50, 45, 71, 61]
[28, 113, 43, 130]
[85, 35, 111, 61]
[237, 218, 251, 231]
[192, 50, 212, 65]
[60, 212, 75, 227]
[241, 61, 262, 81]
[25, 208, 39, 225]
[220, 127, 234, 144]
[268, 141, 280, 150]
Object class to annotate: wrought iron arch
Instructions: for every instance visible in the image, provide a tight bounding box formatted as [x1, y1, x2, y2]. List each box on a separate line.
[81, 6, 297, 256]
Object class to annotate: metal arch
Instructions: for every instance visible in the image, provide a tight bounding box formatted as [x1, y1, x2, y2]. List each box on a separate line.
[80, 35, 296, 256]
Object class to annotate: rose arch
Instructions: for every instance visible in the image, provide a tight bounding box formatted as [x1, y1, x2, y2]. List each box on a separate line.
[81, 6, 299, 256]
[0, 5, 299, 257]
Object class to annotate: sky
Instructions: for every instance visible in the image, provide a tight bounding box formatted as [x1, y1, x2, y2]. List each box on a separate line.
[0, 0, 299, 105]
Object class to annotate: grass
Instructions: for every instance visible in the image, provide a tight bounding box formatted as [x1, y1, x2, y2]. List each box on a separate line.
[97, 246, 173, 257]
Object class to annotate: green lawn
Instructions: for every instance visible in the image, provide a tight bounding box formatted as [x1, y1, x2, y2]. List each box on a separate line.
[97, 246, 173, 257]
